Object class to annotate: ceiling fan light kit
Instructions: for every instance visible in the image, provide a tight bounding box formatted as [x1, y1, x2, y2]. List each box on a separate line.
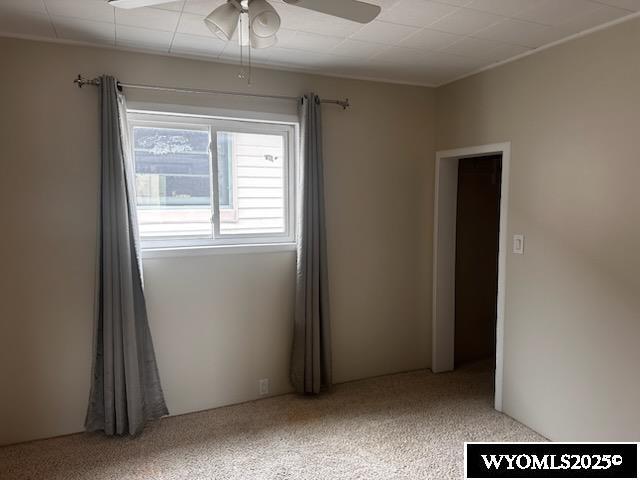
[203, 0, 280, 53]
[248, 0, 281, 38]
[249, 30, 277, 49]
[204, 1, 242, 41]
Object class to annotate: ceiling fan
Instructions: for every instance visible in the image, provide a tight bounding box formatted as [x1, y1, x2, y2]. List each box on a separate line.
[107, 0, 381, 49]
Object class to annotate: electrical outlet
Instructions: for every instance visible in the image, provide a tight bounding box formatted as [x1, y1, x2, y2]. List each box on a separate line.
[258, 378, 269, 396]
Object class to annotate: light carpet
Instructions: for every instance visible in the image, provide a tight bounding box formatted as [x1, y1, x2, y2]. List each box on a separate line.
[0, 362, 543, 479]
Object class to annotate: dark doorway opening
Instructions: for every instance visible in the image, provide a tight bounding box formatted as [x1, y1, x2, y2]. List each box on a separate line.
[454, 155, 502, 369]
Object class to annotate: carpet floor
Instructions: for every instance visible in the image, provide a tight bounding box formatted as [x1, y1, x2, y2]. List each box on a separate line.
[0, 362, 543, 479]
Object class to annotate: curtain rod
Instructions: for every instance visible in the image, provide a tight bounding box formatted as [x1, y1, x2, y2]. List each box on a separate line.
[73, 75, 350, 110]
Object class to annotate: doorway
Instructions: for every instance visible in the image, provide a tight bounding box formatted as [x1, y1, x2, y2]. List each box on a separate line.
[454, 155, 501, 368]
[431, 143, 511, 411]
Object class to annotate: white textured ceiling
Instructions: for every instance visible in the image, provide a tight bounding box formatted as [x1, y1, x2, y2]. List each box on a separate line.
[0, 0, 638, 85]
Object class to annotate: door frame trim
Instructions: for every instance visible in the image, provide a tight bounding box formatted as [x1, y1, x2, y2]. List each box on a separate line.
[431, 142, 511, 412]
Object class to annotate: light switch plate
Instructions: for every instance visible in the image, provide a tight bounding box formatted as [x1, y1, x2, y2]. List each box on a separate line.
[513, 234, 524, 254]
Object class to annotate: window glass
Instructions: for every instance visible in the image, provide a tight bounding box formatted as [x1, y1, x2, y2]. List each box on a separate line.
[133, 126, 212, 238]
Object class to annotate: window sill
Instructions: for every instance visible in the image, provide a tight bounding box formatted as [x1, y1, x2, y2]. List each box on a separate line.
[141, 242, 297, 259]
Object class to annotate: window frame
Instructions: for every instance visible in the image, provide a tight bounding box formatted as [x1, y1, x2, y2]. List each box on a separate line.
[215, 131, 237, 214]
[128, 111, 297, 251]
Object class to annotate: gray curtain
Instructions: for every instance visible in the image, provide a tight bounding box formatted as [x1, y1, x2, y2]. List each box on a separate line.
[85, 76, 168, 436]
[290, 93, 332, 394]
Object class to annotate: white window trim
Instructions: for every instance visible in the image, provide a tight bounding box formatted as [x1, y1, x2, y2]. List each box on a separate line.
[142, 242, 297, 259]
[128, 110, 298, 252]
[127, 102, 299, 126]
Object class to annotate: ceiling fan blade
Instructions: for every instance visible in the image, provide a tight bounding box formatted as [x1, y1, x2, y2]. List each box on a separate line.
[107, 0, 177, 9]
[283, 0, 381, 23]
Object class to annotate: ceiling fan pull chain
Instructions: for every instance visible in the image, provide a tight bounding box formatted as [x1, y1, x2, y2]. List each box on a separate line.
[248, 39, 252, 85]
[238, 15, 245, 81]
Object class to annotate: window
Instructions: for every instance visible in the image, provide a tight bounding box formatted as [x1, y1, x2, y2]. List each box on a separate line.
[129, 112, 296, 249]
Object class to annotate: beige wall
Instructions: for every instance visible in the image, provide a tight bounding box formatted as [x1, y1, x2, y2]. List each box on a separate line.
[436, 18, 640, 441]
[0, 37, 435, 446]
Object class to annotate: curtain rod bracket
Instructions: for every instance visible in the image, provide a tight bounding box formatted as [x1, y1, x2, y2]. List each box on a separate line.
[74, 74, 100, 88]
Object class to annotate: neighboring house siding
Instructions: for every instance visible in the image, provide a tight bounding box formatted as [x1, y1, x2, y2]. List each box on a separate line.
[220, 132, 286, 235]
